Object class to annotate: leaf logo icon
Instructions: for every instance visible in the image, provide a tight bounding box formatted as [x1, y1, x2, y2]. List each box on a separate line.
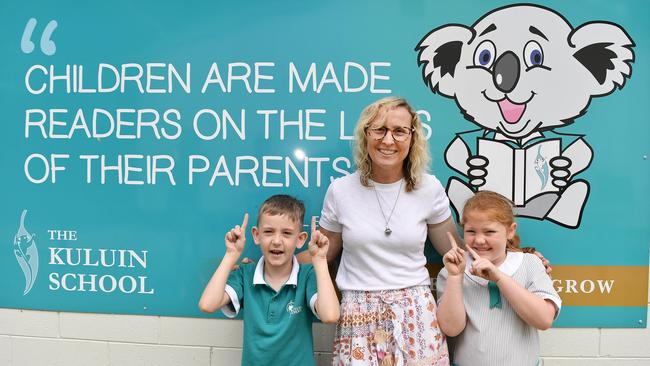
[534, 145, 550, 189]
[13, 210, 39, 295]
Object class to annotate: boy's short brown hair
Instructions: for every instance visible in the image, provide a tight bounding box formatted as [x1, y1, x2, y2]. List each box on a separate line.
[257, 195, 305, 227]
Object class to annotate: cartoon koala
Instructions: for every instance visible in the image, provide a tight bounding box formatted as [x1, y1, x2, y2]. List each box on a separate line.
[415, 4, 634, 228]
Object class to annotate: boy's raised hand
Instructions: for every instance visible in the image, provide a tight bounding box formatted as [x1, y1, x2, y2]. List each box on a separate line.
[225, 213, 248, 256]
[308, 216, 329, 260]
[466, 245, 502, 282]
[442, 231, 466, 276]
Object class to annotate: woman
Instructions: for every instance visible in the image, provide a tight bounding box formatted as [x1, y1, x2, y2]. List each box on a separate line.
[317, 97, 457, 365]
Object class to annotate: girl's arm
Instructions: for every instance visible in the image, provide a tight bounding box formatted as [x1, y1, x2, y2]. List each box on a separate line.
[437, 232, 467, 336]
[437, 274, 467, 336]
[468, 247, 556, 330]
[495, 275, 556, 330]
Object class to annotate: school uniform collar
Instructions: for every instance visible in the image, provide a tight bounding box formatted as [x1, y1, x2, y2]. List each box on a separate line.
[253, 255, 299, 287]
[464, 251, 524, 287]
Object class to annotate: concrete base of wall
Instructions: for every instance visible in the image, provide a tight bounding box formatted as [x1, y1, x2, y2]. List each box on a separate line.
[1, 265, 648, 365]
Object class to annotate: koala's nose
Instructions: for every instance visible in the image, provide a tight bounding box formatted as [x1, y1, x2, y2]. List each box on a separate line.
[493, 51, 520, 94]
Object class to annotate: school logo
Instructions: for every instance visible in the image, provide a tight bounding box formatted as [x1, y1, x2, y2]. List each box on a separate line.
[286, 301, 303, 315]
[13, 210, 39, 295]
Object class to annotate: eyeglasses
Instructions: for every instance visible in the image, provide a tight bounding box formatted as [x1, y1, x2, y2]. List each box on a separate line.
[365, 126, 415, 142]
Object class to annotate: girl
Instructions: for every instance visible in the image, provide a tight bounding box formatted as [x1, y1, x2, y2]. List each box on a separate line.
[436, 191, 561, 366]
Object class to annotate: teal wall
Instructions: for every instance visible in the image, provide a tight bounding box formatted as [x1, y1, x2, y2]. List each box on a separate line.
[1, 0, 648, 327]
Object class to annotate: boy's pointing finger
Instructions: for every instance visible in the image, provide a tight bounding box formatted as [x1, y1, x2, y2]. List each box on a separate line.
[241, 213, 249, 231]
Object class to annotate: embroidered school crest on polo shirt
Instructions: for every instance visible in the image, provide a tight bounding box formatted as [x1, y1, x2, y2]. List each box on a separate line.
[286, 300, 303, 315]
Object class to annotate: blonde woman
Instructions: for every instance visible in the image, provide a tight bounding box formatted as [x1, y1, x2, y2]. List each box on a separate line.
[317, 97, 457, 365]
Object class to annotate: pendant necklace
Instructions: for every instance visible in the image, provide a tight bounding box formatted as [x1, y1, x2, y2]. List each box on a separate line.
[372, 179, 403, 236]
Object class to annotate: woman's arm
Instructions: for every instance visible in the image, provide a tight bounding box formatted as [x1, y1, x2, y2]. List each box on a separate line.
[427, 216, 462, 255]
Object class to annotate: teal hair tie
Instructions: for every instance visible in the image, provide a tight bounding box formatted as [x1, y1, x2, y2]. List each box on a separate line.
[488, 281, 502, 309]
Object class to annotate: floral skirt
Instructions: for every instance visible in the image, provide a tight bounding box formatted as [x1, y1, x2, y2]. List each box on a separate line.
[332, 286, 450, 366]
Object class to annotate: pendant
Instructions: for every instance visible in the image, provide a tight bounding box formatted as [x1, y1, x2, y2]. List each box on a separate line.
[384, 227, 392, 236]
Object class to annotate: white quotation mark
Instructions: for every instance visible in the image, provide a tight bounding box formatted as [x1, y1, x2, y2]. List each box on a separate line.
[21, 18, 58, 55]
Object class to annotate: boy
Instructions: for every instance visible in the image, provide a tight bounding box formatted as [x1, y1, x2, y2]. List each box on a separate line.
[198, 195, 340, 366]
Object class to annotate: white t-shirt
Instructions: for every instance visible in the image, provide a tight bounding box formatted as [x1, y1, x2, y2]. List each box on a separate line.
[319, 171, 451, 291]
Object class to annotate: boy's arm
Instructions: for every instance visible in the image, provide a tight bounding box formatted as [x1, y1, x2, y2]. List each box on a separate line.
[312, 256, 340, 324]
[297, 226, 342, 264]
[309, 217, 340, 324]
[198, 214, 248, 313]
[198, 252, 239, 313]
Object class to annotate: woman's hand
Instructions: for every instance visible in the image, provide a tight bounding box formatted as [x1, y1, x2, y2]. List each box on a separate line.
[522, 247, 553, 277]
[535, 250, 553, 276]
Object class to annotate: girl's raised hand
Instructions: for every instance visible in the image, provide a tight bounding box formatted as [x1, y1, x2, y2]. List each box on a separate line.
[442, 231, 466, 276]
[225, 213, 248, 255]
[466, 246, 503, 283]
[308, 216, 329, 260]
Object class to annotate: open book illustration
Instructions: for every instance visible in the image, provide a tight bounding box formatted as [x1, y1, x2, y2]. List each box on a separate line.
[478, 138, 560, 206]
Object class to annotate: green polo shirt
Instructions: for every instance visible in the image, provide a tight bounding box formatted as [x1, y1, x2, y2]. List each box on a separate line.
[223, 256, 318, 366]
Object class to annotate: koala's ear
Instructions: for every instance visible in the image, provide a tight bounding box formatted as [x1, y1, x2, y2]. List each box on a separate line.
[415, 25, 474, 98]
[570, 22, 635, 96]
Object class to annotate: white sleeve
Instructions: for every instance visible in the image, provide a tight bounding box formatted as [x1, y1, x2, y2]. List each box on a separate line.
[435, 268, 449, 305]
[425, 175, 452, 224]
[527, 256, 562, 319]
[220, 285, 241, 318]
[318, 181, 342, 232]
[309, 293, 319, 319]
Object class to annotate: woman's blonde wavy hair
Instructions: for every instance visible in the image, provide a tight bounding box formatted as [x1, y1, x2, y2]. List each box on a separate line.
[353, 96, 430, 192]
